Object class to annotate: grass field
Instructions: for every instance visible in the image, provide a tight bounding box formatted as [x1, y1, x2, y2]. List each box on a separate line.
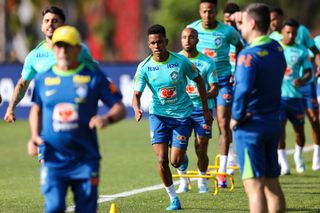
[0, 119, 320, 213]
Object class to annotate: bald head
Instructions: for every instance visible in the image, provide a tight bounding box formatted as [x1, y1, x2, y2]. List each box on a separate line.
[181, 28, 199, 53]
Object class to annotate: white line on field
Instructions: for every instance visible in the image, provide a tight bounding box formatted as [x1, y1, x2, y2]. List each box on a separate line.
[66, 145, 314, 212]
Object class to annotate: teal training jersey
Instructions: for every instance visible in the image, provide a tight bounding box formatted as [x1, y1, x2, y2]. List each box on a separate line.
[179, 51, 218, 109]
[134, 51, 199, 118]
[269, 31, 283, 42]
[187, 20, 239, 77]
[21, 40, 97, 81]
[314, 35, 320, 84]
[280, 41, 312, 98]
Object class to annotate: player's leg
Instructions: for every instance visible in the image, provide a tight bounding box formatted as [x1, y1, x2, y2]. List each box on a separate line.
[149, 114, 181, 210]
[192, 108, 212, 193]
[216, 105, 232, 187]
[243, 178, 268, 213]
[264, 178, 286, 213]
[289, 99, 306, 173]
[71, 176, 99, 213]
[216, 83, 233, 187]
[278, 100, 290, 175]
[41, 171, 68, 213]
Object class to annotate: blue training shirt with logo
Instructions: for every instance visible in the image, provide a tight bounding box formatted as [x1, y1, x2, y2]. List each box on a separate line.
[32, 64, 122, 176]
[233, 36, 286, 122]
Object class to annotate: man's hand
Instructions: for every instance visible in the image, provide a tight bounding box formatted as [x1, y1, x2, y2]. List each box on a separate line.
[134, 108, 143, 122]
[292, 78, 304, 87]
[230, 118, 238, 130]
[27, 139, 39, 157]
[203, 109, 213, 126]
[89, 115, 109, 129]
[4, 109, 16, 123]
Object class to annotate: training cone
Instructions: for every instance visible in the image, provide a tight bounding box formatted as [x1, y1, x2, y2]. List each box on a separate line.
[109, 203, 118, 213]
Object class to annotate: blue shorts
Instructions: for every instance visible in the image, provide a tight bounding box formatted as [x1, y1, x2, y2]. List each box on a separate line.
[190, 108, 213, 138]
[149, 114, 192, 150]
[40, 164, 99, 213]
[279, 98, 305, 126]
[234, 117, 281, 179]
[216, 76, 233, 107]
[300, 82, 318, 110]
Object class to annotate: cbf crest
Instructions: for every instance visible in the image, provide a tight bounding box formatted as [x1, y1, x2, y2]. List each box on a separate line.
[170, 71, 179, 84]
[74, 84, 88, 103]
[214, 37, 222, 48]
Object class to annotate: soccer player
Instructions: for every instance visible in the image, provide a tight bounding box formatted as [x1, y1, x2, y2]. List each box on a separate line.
[176, 27, 219, 193]
[269, 7, 285, 41]
[187, 0, 242, 187]
[30, 25, 126, 213]
[230, 3, 286, 213]
[278, 18, 312, 174]
[4, 6, 96, 123]
[269, 7, 320, 172]
[132, 24, 212, 210]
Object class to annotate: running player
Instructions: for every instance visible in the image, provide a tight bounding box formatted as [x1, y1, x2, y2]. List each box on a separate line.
[132, 24, 212, 210]
[278, 18, 312, 174]
[4, 6, 96, 123]
[176, 27, 219, 194]
[187, 0, 243, 187]
[231, 4, 286, 212]
[30, 25, 126, 213]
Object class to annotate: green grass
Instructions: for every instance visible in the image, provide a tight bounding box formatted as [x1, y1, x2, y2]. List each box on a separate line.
[0, 119, 319, 212]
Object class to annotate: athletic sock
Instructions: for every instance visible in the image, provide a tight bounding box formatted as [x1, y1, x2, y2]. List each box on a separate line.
[177, 169, 188, 185]
[198, 170, 207, 186]
[278, 149, 289, 169]
[218, 155, 228, 173]
[165, 184, 177, 201]
[313, 144, 320, 165]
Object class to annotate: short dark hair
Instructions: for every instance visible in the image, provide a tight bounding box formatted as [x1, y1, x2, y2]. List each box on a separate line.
[223, 3, 240, 14]
[245, 3, 270, 34]
[42, 6, 66, 23]
[270, 7, 284, 16]
[282, 18, 299, 29]
[147, 24, 166, 37]
[200, 0, 217, 6]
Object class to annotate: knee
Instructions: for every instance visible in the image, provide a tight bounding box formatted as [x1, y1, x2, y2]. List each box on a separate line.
[157, 156, 169, 168]
[171, 157, 184, 168]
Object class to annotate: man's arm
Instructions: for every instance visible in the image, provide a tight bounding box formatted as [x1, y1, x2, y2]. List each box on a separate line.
[193, 75, 213, 125]
[4, 78, 31, 123]
[89, 101, 126, 129]
[132, 91, 143, 122]
[293, 68, 312, 87]
[29, 104, 43, 145]
[207, 82, 219, 99]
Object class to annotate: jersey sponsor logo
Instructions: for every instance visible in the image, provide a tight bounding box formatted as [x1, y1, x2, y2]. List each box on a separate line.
[202, 48, 216, 58]
[186, 85, 198, 95]
[45, 89, 56, 97]
[45, 77, 61, 85]
[160, 87, 177, 99]
[229, 52, 236, 62]
[170, 71, 179, 83]
[36, 52, 49, 58]
[52, 103, 79, 132]
[147, 66, 159, 71]
[284, 67, 292, 77]
[167, 62, 179, 69]
[73, 75, 91, 84]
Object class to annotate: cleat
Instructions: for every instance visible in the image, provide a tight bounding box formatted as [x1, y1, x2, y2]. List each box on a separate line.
[280, 168, 290, 176]
[166, 197, 182, 211]
[198, 184, 208, 193]
[296, 163, 306, 173]
[175, 184, 189, 194]
[312, 163, 320, 171]
[217, 175, 227, 188]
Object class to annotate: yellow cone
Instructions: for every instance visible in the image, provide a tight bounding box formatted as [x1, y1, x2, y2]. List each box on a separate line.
[109, 203, 118, 213]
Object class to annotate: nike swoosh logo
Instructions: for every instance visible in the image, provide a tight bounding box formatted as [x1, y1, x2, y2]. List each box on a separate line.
[45, 89, 56, 96]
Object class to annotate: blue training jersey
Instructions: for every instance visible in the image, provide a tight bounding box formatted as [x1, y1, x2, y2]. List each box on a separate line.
[22, 40, 97, 81]
[133, 51, 199, 118]
[32, 64, 122, 173]
[187, 20, 240, 77]
[232, 36, 286, 122]
[179, 51, 218, 109]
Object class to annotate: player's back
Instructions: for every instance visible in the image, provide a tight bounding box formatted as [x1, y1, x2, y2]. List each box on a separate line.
[236, 38, 286, 117]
